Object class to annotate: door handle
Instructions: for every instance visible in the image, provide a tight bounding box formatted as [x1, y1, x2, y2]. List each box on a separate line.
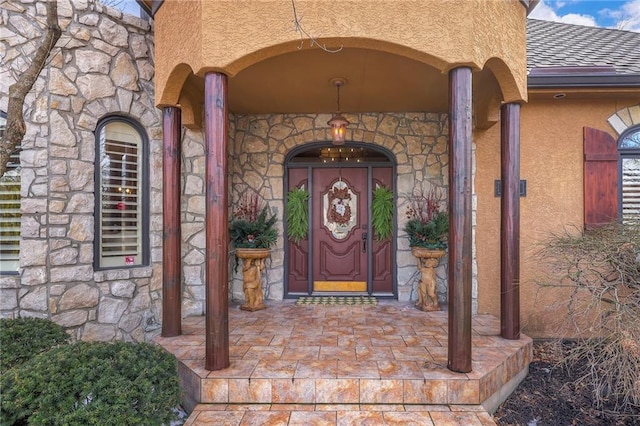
[362, 232, 367, 253]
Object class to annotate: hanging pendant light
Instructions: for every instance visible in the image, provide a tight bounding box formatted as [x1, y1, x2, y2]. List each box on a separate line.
[327, 78, 349, 145]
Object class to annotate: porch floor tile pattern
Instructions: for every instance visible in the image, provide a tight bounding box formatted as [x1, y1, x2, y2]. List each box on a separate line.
[155, 300, 532, 425]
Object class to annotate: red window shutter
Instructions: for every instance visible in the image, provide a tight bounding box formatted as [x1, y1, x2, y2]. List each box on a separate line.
[583, 127, 618, 228]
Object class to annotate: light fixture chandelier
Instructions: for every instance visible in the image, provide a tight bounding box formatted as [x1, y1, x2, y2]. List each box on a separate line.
[327, 78, 349, 145]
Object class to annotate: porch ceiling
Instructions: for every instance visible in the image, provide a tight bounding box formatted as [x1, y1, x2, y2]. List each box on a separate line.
[178, 48, 502, 127]
[227, 48, 449, 114]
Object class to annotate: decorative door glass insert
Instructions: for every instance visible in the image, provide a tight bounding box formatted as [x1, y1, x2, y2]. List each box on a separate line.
[323, 179, 357, 239]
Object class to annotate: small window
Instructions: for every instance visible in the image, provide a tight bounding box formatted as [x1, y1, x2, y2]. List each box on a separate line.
[619, 126, 640, 223]
[95, 117, 149, 269]
[0, 111, 21, 274]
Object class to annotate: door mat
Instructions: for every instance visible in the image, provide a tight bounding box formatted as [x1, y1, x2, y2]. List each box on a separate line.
[296, 296, 377, 306]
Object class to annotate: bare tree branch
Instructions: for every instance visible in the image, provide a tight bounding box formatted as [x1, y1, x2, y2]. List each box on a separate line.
[0, 0, 61, 177]
[291, 0, 342, 54]
[537, 222, 640, 412]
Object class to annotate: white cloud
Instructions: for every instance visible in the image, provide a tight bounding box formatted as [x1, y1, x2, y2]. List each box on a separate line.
[600, 8, 623, 20]
[607, 0, 640, 31]
[531, 0, 640, 32]
[529, 0, 598, 27]
[557, 12, 599, 26]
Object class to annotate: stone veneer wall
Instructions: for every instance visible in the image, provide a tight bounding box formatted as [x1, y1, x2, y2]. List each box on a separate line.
[0, 0, 163, 341]
[180, 112, 479, 310]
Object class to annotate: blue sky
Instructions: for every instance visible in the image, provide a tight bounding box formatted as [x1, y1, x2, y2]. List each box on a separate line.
[530, 0, 640, 32]
[110, 0, 142, 17]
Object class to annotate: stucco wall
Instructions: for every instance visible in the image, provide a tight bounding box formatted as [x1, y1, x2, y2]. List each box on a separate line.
[154, 0, 527, 106]
[475, 97, 640, 338]
[0, 0, 163, 342]
[178, 112, 471, 311]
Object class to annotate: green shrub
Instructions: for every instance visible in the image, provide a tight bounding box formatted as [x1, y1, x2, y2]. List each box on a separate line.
[0, 317, 70, 371]
[1, 341, 180, 426]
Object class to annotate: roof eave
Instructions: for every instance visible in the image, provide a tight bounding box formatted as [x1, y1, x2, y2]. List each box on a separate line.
[528, 74, 640, 89]
[523, 0, 541, 16]
[136, 0, 163, 17]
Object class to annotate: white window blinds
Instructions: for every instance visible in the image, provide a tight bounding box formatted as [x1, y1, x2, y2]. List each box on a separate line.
[621, 157, 640, 222]
[97, 121, 144, 268]
[0, 112, 20, 273]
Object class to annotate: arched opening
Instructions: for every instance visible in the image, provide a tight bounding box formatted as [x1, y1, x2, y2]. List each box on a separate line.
[284, 142, 396, 298]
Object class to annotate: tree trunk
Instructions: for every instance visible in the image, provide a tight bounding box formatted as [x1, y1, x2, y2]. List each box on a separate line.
[0, 0, 61, 177]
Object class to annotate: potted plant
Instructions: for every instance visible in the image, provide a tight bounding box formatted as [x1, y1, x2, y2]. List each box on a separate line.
[229, 193, 278, 311]
[404, 187, 448, 311]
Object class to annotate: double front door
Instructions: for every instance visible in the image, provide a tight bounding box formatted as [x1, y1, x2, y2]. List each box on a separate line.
[286, 166, 394, 296]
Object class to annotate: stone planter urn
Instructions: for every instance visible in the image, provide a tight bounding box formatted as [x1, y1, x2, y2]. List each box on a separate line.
[236, 248, 270, 311]
[411, 247, 445, 312]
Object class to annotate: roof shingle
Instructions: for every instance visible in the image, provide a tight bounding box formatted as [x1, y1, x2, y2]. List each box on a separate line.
[527, 19, 640, 75]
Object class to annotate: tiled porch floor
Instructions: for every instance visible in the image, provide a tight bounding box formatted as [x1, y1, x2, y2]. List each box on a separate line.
[155, 300, 532, 425]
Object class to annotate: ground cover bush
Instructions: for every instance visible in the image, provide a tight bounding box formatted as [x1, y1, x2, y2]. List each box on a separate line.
[1, 340, 181, 426]
[0, 317, 70, 370]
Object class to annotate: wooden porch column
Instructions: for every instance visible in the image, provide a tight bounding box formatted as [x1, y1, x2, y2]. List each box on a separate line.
[204, 72, 230, 371]
[447, 67, 473, 373]
[162, 106, 182, 337]
[500, 103, 521, 340]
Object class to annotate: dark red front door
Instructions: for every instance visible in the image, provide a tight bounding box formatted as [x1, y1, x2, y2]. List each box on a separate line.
[312, 168, 368, 292]
[286, 163, 394, 296]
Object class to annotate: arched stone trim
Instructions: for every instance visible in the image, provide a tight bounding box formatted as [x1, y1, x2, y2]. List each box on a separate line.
[607, 104, 640, 135]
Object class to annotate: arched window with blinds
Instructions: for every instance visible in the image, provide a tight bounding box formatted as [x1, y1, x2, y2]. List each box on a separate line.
[95, 116, 149, 269]
[0, 111, 21, 274]
[619, 126, 640, 223]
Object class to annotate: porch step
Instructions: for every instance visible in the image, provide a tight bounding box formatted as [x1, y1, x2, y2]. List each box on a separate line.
[184, 403, 498, 425]
[179, 351, 530, 407]
[185, 367, 500, 405]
